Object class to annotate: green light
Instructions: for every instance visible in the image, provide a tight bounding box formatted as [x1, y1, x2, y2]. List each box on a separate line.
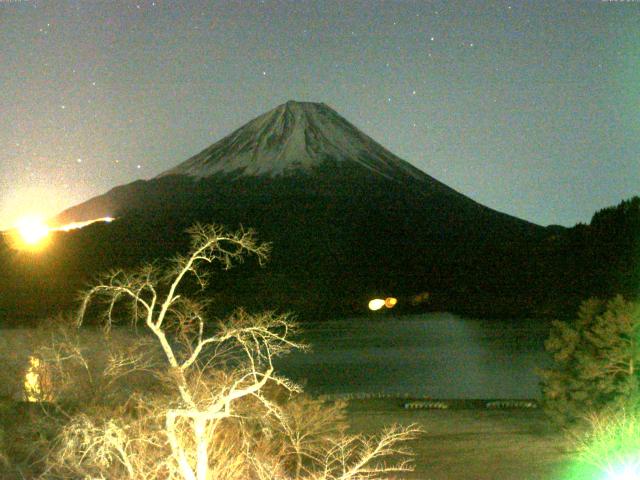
[561, 409, 640, 480]
[605, 461, 640, 480]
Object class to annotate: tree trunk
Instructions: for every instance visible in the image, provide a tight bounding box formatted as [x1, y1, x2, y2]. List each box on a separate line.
[167, 412, 197, 480]
[194, 417, 209, 480]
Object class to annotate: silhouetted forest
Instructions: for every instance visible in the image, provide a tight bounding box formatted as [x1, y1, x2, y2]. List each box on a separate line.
[1, 190, 638, 326]
[539, 196, 640, 311]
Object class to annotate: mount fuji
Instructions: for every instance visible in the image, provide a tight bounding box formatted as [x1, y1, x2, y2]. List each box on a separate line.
[55, 101, 480, 224]
[161, 100, 429, 181]
[9, 101, 554, 320]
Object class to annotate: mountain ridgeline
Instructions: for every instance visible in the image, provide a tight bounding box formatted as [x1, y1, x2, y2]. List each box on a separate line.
[1, 102, 637, 323]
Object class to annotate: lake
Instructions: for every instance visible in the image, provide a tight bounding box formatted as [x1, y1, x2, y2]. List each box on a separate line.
[275, 312, 553, 399]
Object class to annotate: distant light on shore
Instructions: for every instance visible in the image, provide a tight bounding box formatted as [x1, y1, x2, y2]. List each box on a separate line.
[15, 216, 50, 248]
[56, 216, 115, 232]
[368, 299, 386, 311]
[4, 215, 115, 252]
[368, 297, 398, 311]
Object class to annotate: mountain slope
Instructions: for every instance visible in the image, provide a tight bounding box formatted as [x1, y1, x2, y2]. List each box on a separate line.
[160, 100, 442, 184]
[40, 101, 552, 319]
[55, 101, 535, 233]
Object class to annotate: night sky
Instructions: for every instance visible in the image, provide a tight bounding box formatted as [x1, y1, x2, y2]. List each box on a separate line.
[1, 0, 638, 230]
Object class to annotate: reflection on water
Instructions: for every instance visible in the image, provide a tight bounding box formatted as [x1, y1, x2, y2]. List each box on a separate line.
[274, 312, 552, 399]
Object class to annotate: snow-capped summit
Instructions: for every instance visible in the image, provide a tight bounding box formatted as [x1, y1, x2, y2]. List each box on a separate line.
[159, 100, 428, 182]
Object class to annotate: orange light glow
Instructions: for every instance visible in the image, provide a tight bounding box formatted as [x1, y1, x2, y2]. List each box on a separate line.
[24, 355, 53, 402]
[384, 297, 398, 308]
[368, 297, 398, 311]
[14, 216, 51, 250]
[4, 215, 115, 252]
[410, 292, 430, 306]
[56, 216, 115, 232]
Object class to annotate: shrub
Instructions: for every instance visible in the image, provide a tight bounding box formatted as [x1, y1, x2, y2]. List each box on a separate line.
[539, 296, 640, 426]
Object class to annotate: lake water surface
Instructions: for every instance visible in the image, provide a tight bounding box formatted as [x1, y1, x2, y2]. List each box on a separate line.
[275, 313, 552, 399]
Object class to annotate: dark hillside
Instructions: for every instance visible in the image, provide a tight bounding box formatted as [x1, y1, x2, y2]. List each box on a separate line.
[3, 103, 635, 324]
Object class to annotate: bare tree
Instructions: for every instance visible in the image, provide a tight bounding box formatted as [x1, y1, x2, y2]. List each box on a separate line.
[44, 223, 422, 480]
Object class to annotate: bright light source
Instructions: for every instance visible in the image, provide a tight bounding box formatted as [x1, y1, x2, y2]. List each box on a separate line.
[24, 355, 53, 402]
[5, 215, 115, 251]
[385, 297, 398, 308]
[369, 297, 398, 311]
[606, 461, 640, 480]
[15, 216, 50, 248]
[56, 216, 115, 232]
[368, 299, 386, 311]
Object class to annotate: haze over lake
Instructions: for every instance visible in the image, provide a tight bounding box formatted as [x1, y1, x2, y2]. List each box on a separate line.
[276, 313, 552, 399]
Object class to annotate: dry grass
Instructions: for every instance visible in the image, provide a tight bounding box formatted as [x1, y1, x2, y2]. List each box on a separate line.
[0, 326, 569, 480]
[0, 324, 567, 480]
[0, 322, 421, 480]
[345, 399, 571, 480]
[0, 324, 158, 401]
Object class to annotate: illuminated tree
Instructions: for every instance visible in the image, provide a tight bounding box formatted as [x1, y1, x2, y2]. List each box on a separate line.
[539, 296, 640, 426]
[43, 224, 419, 480]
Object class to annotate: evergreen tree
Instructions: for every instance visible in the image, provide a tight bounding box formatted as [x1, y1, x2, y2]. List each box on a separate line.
[539, 295, 640, 425]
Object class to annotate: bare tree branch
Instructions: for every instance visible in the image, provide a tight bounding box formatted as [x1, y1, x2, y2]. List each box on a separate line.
[43, 224, 419, 480]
